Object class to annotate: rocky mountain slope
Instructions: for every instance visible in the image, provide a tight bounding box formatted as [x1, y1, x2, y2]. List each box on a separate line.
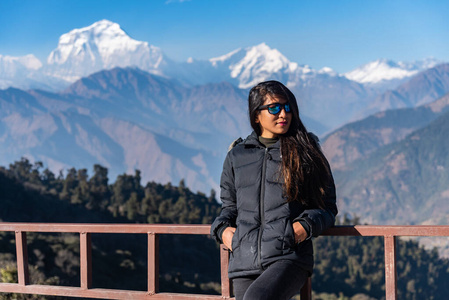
[323, 92, 449, 170]
[334, 107, 449, 226]
[1, 69, 253, 192]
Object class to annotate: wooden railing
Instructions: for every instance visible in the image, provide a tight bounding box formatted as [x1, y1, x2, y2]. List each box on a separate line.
[1, 223, 449, 299]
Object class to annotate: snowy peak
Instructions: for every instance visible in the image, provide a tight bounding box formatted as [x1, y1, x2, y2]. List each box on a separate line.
[231, 43, 297, 76]
[209, 47, 245, 66]
[398, 57, 442, 71]
[318, 66, 337, 76]
[46, 19, 165, 80]
[345, 59, 415, 84]
[0, 54, 42, 75]
[0, 19, 445, 95]
[13, 54, 42, 70]
[345, 58, 442, 85]
[0, 54, 44, 90]
[210, 43, 299, 88]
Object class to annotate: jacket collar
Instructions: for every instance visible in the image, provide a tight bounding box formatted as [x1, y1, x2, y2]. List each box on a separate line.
[243, 131, 281, 149]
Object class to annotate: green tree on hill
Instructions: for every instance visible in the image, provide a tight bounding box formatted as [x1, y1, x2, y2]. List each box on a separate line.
[1, 159, 449, 299]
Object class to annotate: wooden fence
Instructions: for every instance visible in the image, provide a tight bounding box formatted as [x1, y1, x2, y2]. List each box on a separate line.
[1, 223, 449, 299]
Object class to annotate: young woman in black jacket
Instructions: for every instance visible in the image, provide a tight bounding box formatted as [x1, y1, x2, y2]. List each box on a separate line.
[210, 80, 337, 300]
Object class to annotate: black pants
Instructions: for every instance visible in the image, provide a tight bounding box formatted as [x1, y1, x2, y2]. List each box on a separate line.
[232, 260, 308, 300]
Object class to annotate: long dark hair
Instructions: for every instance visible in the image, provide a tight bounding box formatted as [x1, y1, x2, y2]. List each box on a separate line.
[248, 80, 330, 208]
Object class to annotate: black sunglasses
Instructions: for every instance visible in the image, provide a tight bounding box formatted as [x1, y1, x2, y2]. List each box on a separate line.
[257, 103, 291, 115]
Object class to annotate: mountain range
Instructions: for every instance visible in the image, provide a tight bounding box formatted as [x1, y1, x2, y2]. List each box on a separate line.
[2, 19, 449, 242]
[320, 90, 449, 256]
[331, 93, 449, 226]
[323, 66, 449, 170]
[0, 68, 252, 193]
[1, 20, 445, 130]
[344, 58, 442, 91]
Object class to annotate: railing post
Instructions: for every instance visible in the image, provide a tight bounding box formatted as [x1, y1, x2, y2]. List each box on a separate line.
[15, 231, 29, 285]
[384, 235, 397, 300]
[80, 232, 92, 289]
[300, 277, 312, 300]
[148, 232, 159, 295]
[220, 245, 232, 298]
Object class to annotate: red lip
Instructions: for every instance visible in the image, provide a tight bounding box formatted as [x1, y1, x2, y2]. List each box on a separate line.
[278, 122, 288, 126]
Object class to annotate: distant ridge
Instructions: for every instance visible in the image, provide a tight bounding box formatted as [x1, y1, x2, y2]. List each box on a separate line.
[0, 68, 251, 192]
[323, 92, 449, 170]
[344, 58, 442, 90]
[334, 104, 449, 226]
[367, 63, 449, 114]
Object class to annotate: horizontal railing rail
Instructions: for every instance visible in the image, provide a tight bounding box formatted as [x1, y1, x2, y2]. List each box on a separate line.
[0, 223, 449, 300]
[321, 225, 449, 300]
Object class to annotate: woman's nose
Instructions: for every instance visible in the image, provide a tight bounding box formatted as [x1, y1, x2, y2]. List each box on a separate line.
[278, 107, 287, 117]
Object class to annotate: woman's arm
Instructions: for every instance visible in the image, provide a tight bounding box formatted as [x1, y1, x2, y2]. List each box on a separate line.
[210, 152, 238, 243]
[292, 134, 338, 240]
[293, 170, 338, 239]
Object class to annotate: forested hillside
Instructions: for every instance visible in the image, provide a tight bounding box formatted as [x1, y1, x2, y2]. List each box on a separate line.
[1, 159, 449, 299]
[0, 158, 223, 298]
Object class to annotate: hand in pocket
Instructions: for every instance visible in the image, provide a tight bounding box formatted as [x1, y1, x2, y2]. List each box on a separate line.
[222, 227, 236, 251]
[293, 222, 307, 244]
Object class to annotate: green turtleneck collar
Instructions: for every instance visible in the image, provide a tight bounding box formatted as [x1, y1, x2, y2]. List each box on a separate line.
[258, 136, 279, 148]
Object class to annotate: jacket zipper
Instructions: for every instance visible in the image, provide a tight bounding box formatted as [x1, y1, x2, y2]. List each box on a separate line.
[257, 147, 269, 270]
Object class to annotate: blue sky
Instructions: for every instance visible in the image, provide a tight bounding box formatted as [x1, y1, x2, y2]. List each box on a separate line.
[0, 0, 448, 73]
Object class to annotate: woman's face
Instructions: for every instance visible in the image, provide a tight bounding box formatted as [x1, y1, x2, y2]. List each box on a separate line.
[255, 94, 292, 138]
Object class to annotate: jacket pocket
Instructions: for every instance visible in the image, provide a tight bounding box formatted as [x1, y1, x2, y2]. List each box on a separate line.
[230, 226, 240, 252]
[283, 219, 296, 250]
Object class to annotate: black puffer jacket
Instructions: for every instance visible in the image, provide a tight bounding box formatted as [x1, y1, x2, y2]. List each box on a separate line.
[210, 131, 337, 279]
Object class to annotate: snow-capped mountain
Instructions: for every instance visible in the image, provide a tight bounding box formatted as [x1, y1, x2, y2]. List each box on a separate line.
[1, 19, 447, 131]
[161, 42, 316, 89]
[0, 54, 42, 74]
[0, 54, 43, 89]
[209, 43, 299, 89]
[45, 20, 167, 81]
[207, 43, 343, 90]
[344, 58, 442, 90]
[1, 19, 446, 94]
[1, 18, 448, 195]
[1, 19, 444, 96]
[0, 19, 380, 131]
[365, 63, 449, 113]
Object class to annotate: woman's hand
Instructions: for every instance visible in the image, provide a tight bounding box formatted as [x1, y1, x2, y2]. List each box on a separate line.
[222, 227, 236, 251]
[293, 222, 308, 244]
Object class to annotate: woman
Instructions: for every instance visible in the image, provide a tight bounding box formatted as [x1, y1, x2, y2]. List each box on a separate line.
[210, 80, 337, 300]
